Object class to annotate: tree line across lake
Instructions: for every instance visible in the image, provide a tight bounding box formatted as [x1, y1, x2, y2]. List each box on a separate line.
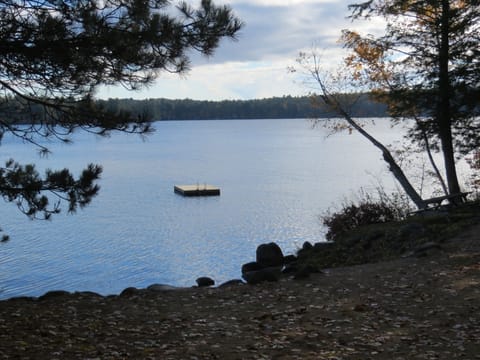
[97, 93, 388, 121]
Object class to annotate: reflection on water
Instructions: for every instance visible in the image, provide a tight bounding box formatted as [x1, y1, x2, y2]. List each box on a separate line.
[0, 119, 399, 299]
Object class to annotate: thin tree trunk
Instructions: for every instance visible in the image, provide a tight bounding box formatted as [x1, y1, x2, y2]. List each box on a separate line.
[309, 55, 426, 209]
[417, 120, 449, 196]
[334, 105, 426, 209]
[438, 0, 461, 196]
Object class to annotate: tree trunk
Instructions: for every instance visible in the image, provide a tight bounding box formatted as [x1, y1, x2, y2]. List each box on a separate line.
[309, 55, 426, 209]
[334, 105, 426, 209]
[438, 0, 461, 196]
[418, 120, 449, 196]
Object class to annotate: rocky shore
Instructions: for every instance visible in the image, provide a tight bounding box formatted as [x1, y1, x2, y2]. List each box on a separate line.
[1, 205, 479, 359]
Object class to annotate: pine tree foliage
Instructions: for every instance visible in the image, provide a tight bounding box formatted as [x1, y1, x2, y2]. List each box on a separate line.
[0, 0, 242, 236]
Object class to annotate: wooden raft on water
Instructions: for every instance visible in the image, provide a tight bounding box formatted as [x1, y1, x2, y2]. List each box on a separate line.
[174, 184, 220, 197]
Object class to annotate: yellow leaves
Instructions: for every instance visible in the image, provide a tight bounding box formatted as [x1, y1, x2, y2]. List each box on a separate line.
[352, 35, 382, 57]
[341, 30, 384, 64]
[421, 4, 437, 17]
[356, 42, 383, 63]
[341, 31, 392, 87]
[453, 0, 468, 9]
[341, 30, 361, 47]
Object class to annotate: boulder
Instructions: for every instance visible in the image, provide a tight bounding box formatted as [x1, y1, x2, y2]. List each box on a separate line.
[256, 242, 284, 268]
[120, 287, 140, 296]
[38, 290, 70, 301]
[293, 264, 322, 280]
[282, 262, 299, 274]
[313, 242, 334, 251]
[196, 277, 215, 287]
[283, 254, 297, 264]
[242, 267, 280, 285]
[302, 241, 313, 251]
[218, 279, 245, 288]
[74, 291, 103, 299]
[241, 261, 264, 275]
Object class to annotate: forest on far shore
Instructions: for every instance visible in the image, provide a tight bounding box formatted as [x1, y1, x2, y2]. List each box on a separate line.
[98, 93, 388, 121]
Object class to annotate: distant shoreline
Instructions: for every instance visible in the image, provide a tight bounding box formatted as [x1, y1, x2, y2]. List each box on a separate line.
[98, 94, 388, 121]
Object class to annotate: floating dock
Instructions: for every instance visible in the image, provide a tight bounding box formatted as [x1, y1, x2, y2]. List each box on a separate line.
[174, 184, 220, 197]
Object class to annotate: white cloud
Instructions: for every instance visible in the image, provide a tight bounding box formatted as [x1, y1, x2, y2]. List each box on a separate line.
[100, 60, 309, 100]
[98, 0, 385, 101]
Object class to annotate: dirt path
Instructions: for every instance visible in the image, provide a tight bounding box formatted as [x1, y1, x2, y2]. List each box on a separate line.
[1, 224, 479, 359]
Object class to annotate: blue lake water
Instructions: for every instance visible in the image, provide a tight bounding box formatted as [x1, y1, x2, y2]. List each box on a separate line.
[0, 118, 401, 299]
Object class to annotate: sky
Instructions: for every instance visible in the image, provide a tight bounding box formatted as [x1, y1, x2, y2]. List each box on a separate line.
[98, 0, 383, 101]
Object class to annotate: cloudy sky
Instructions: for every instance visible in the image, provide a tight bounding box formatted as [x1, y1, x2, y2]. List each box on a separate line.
[99, 0, 382, 101]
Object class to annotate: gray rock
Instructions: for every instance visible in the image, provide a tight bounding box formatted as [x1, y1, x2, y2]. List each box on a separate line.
[283, 254, 297, 264]
[293, 264, 322, 280]
[242, 267, 281, 285]
[313, 242, 334, 251]
[282, 263, 299, 274]
[241, 261, 264, 275]
[74, 291, 103, 299]
[120, 287, 140, 296]
[196, 277, 215, 287]
[218, 279, 245, 288]
[256, 242, 284, 268]
[302, 241, 313, 250]
[38, 290, 70, 301]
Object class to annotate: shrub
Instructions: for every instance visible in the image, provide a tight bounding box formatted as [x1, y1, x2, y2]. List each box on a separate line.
[322, 187, 411, 242]
[322, 202, 396, 241]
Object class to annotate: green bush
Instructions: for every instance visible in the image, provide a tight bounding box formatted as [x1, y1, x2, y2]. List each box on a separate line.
[322, 202, 398, 241]
[322, 186, 413, 242]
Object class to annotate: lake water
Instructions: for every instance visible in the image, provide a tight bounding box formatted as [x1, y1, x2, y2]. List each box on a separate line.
[0, 118, 401, 299]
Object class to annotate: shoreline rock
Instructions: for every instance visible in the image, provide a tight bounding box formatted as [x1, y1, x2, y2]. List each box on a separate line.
[196, 277, 215, 287]
[256, 242, 284, 267]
